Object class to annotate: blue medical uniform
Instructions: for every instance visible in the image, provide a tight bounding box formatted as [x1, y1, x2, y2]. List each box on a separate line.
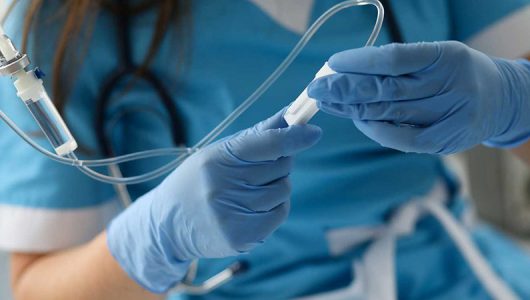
[0, 0, 530, 299]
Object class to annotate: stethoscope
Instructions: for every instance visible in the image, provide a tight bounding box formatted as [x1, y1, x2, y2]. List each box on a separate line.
[93, 0, 402, 296]
[94, 0, 247, 295]
[94, 0, 186, 207]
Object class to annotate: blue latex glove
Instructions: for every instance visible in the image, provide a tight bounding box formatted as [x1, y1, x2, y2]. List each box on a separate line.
[308, 41, 530, 154]
[107, 109, 322, 293]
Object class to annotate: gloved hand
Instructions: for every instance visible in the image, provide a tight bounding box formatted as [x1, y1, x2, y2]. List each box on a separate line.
[308, 41, 530, 154]
[107, 109, 322, 293]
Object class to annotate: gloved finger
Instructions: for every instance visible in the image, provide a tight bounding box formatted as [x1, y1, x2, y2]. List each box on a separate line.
[353, 120, 433, 153]
[220, 107, 289, 147]
[228, 176, 291, 213]
[229, 201, 290, 253]
[319, 101, 441, 126]
[226, 124, 322, 162]
[247, 201, 290, 247]
[316, 101, 355, 119]
[414, 118, 471, 155]
[308, 72, 442, 104]
[229, 157, 293, 186]
[328, 42, 441, 76]
[254, 107, 289, 131]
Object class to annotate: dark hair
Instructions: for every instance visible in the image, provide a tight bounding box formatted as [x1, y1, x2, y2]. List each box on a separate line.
[8, 0, 191, 115]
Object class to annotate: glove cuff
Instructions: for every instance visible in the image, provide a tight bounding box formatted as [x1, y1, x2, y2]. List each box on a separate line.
[484, 59, 530, 148]
[107, 193, 191, 294]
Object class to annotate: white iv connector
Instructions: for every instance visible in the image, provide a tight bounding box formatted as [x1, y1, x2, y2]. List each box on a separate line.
[283, 63, 336, 125]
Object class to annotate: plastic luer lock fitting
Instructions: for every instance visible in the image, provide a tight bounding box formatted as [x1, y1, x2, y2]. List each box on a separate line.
[284, 63, 336, 125]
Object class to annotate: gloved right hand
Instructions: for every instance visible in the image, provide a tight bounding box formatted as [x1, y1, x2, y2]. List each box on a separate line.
[107, 109, 322, 293]
[307, 42, 530, 154]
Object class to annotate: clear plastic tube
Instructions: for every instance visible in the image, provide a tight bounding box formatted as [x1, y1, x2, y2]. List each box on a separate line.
[0, 0, 384, 185]
[0, 111, 193, 167]
[193, 0, 384, 150]
[0, 111, 189, 184]
[24, 93, 78, 156]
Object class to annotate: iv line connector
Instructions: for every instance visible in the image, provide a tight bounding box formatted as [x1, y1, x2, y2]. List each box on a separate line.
[0, 54, 30, 76]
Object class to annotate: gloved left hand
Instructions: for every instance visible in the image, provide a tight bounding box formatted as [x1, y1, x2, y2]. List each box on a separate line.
[107, 109, 322, 293]
[308, 41, 530, 154]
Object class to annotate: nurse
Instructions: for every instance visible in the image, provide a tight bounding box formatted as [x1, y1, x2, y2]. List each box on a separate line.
[1, 1, 530, 300]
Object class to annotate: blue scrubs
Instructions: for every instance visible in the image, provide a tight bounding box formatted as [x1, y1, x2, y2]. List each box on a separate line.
[0, 0, 530, 299]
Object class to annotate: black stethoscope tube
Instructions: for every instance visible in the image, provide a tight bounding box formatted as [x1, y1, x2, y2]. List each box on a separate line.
[95, 0, 186, 158]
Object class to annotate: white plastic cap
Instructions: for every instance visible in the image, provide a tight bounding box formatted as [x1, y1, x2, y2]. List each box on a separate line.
[14, 71, 43, 102]
[284, 62, 336, 125]
[55, 139, 79, 156]
[0, 26, 20, 61]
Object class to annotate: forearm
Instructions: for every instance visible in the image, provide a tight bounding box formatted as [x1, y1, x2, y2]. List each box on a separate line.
[11, 231, 163, 300]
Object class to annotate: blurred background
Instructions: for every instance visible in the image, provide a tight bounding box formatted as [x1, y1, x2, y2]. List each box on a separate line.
[1, 251, 9, 299]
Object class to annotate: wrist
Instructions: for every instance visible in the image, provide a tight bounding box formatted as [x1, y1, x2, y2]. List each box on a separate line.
[107, 191, 191, 294]
[484, 58, 530, 148]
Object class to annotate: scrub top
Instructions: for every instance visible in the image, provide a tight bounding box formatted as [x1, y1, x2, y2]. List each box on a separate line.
[1, 0, 530, 299]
